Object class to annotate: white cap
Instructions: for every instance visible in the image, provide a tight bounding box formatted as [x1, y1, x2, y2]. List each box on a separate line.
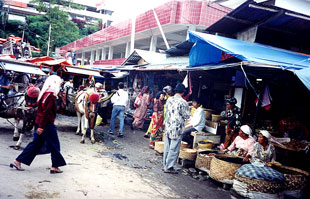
[240, 125, 252, 136]
[259, 130, 271, 140]
[95, 82, 103, 89]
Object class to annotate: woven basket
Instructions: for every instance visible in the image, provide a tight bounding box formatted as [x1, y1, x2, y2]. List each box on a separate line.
[180, 141, 188, 150]
[179, 148, 197, 161]
[271, 165, 309, 190]
[195, 150, 219, 170]
[210, 154, 244, 183]
[211, 114, 223, 122]
[234, 174, 284, 194]
[154, 141, 164, 153]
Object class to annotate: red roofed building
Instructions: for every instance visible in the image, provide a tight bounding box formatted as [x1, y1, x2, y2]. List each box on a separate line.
[59, 0, 231, 66]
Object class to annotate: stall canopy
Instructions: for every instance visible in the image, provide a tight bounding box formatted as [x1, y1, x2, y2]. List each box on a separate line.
[188, 31, 310, 90]
[65, 66, 103, 77]
[0, 59, 46, 76]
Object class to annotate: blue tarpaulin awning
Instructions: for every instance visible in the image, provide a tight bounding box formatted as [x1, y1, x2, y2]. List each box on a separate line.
[188, 31, 310, 91]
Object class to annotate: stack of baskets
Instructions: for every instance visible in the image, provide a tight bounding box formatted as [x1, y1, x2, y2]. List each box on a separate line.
[203, 109, 215, 120]
[209, 154, 244, 184]
[195, 150, 219, 173]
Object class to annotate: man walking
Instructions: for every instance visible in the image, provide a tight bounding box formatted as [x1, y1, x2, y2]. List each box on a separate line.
[108, 82, 129, 137]
[163, 83, 190, 174]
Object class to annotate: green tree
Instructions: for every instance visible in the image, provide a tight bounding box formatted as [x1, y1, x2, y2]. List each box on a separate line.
[28, 0, 80, 56]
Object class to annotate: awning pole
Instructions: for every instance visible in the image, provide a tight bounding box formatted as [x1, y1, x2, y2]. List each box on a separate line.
[152, 8, 170, 50]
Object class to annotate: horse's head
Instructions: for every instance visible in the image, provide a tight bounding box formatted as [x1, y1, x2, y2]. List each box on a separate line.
[86, 92, 100, 128]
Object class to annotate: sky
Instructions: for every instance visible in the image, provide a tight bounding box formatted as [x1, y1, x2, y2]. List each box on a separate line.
[73, 0, 172, 22]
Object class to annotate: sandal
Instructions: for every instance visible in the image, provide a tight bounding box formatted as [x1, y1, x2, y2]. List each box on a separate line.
[50, 168, 63, 174]
[9, 162, 24, 171]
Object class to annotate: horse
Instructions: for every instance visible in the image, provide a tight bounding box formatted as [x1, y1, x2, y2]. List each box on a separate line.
[0, 85, 39, 149]
[75, 89, 100, 144]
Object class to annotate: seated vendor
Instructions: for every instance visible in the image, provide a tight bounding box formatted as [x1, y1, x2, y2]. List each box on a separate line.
[222, 97, 242, 149]
[251, 130, 276, 164]
[226, 125, 255, 162]
[182, 98, 205, 148]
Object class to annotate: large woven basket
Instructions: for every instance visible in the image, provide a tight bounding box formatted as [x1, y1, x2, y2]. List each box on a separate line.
[234, 174, 284, 194]
[210, 154, 244, 184]
[179, 148, 197, 161]
[271, 164, 309, 190]
[154, 141, 164, 153]
[195, 150, 219, 170]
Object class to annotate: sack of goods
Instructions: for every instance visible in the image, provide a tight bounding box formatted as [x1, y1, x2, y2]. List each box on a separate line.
[232, 164, 286, 199]
[134, 95, 141, 107]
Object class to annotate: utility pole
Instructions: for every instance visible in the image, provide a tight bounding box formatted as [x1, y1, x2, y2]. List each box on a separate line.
[47, 23, 51, 56]
[152, 8, 170, 50]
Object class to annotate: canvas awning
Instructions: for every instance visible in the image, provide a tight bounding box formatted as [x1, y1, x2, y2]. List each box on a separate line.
[64, 66, 103, 77]
[0, 59, 46, 76]
[188, 31, 310, 90]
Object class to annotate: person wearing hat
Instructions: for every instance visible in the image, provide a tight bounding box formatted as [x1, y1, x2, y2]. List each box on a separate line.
[163, 83, 190, 174]
[162, 85, 174, 100]
[251, 130, 276, 163]
[182, 98, 205, 148]
[222, 97, 242, 149]
[227, 125, 255, 162]
[108, 82, 129, 137]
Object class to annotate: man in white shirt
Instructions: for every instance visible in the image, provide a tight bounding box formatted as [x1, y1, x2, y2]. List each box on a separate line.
[108, 82, 129, 137]
[182, 98, 205, 148]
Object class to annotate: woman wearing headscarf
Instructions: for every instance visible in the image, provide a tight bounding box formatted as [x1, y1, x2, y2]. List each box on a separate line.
[226, 125, 255, 162]
[132, 86, 151, 130]
[149, 91, 165, 148]
[222, 97, 242, 149]
[251, 130, 276, 163]
[10, 75, 66, 173]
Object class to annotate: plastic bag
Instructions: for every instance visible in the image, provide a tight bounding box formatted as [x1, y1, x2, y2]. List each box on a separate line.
[96, 115, 103, 126]
[134, 96, 141, 107]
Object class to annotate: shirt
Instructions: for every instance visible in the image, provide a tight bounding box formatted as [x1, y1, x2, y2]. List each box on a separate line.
[111, 89, 129, 107]
[164, 94, 190, 139]
[251, 142, 276, 163]
[228, 135, 255, 155]
[227, 106, 242, 130]
[35, 92, 57, 129]
[153, 99, 164, 112]
[189, 107, 205, 132]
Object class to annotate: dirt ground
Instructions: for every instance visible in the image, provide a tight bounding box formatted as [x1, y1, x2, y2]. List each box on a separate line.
[0, 115, 231, 199]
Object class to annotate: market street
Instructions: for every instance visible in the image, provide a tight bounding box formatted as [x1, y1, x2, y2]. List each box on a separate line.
[0, 115, 230, 199]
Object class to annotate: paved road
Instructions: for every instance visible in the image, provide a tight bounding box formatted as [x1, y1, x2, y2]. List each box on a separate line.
[0, 115, 231, 199]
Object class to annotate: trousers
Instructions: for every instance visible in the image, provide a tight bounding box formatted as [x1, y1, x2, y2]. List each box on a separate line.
[16, 124, 66, 168]
[163, 135, 182, 170]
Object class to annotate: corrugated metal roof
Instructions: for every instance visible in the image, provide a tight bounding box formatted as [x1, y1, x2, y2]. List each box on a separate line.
[206, 1, 310, 37]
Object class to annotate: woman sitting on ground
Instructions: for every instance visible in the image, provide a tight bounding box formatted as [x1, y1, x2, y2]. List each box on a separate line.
[251, 130, 276, 164]
[226, 125, 255, 162]
[149, 91, 165, 149]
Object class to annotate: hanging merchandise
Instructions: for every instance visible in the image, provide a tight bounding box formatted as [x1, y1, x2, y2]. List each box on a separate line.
[261, 85, 272, 110]
[182, 71, 192, 100]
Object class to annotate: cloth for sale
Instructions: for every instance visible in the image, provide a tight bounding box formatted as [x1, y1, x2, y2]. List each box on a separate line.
[236, 164, 285, 182]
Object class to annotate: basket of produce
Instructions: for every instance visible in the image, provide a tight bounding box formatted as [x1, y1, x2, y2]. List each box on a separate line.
[271, 164, 309, 191]
[233, 164, 285, 198]
[179, 148, 197, 161]
[195, 150, 219, 171]
[197, 140, 214, 149]
[211, 114, 223, 122]
[203, 109, 215, 120]
[209, 154, 244, 184]
[154, 141, 164, 154]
